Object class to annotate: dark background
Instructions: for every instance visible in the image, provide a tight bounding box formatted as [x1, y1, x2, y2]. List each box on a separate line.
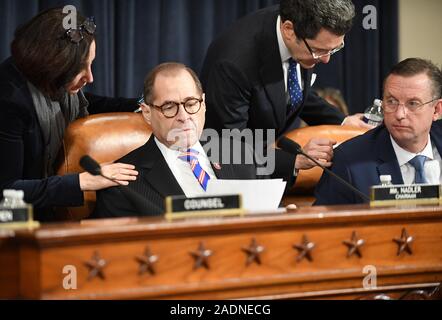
[0, 0, 398, 114]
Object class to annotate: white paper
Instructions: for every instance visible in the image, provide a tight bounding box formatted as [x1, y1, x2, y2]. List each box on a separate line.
[205, 179, 287, 214]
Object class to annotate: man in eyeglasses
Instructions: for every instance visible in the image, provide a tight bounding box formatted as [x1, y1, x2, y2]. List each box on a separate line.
[200, 0, 373, 185]
[314, 58, 442, 205]
[92, 63, 261, 218]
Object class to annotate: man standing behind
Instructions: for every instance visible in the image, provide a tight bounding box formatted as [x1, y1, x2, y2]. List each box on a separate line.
[200, 0, 372, 183]
[315, 58, 442, 205]
[92, 63, 260, 218]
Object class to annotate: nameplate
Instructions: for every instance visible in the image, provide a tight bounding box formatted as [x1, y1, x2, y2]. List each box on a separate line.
[165, 195, 244, 220]
[370, 184, 441, 207]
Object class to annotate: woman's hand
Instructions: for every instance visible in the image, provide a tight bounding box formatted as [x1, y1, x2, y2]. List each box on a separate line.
[79, 162, 138, 191]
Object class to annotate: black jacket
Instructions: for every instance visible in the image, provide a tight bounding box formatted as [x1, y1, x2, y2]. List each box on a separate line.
[0, 57, 138, 221]
[92, 136, 261, 218]
[200, 6, 345, 182]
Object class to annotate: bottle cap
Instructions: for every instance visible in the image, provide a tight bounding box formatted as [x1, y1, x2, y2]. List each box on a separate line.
[373, 99, 382, 107]
[3, 189, 24, 199]
[379, 175, 392, 184]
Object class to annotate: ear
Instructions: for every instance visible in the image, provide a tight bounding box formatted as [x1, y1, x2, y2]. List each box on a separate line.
[281, 20, 296, 42]
[140, 103, 152, 125]
[201, 93, 206, 113]
[432, 99, 442, 121]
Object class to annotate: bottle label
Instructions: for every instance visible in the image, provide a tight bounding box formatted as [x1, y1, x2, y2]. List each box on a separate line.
[0, 208, 29, 223]
[363, 114, 383, 127]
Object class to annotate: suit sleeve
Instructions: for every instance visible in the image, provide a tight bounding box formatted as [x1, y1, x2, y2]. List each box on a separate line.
[203, 60, 252, 131]
[300, 90, 345, 125]
[313, 148, 356, 205]
[85, 93, 139, 114]
[92, 186, 140, 218]
[0, 99, 84, 212]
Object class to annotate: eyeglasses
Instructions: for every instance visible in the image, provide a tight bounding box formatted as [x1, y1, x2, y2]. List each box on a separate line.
[303, 38, 345, 59]
[382, 97, 439, 113]
[65, 17, 96, 44]
[149, 97, 203, 118]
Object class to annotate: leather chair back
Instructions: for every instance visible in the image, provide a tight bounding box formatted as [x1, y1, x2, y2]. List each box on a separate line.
[56, 112, 152, 220]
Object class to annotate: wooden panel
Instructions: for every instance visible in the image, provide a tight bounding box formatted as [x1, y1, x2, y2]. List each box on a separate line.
[1, 205, 442, 299]
[0, 231, 19, 299]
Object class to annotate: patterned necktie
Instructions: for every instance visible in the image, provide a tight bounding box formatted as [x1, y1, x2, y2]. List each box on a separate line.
[178, 149, 211, 191]
[287, 58, 303, 114]
[408, 155, 428, 184]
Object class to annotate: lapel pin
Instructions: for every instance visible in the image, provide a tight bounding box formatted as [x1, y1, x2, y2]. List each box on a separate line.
[213, 163, 222, 170]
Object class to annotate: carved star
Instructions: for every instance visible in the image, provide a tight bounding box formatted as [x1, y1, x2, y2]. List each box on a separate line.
[135, 247, 158, 275]
[189, 242, 213, 270]
[393, 228, 414, 256]
[343, 231, 365, 258]
[242, 238, 265, 266]
[84, 251, 107, 281]
[293, 235, 315, 262]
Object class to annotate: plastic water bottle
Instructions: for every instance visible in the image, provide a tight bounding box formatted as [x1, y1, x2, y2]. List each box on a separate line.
[0, 190, 32, 223]
[379, 175, 392, 186]
[363, 99, 383, 127]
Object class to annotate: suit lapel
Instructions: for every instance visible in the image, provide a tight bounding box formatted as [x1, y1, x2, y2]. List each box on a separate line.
[258, 12, 287, 131]
[136, 137, 185, 197]
[210, 161, 236, 179]
[375, 127, 404, 184]
[430, 122, 442, 157]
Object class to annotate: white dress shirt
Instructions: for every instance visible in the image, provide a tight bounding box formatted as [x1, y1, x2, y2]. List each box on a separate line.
[155, 138, 217, 197]
[390, 135, 442, 184]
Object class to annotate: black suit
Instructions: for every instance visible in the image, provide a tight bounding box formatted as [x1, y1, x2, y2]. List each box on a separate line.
[200, 6, 345, 181]
[0, 57, 138, 221]
[92, 136, 260, 218]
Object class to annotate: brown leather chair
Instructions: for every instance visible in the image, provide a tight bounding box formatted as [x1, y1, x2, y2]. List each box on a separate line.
[55, 112, 152, 221]
[284, 125, 369, 205]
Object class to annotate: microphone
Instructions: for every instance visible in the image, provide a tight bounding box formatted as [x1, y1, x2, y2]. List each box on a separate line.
[79, 155, 163, 214]
[277, 137, 370, 203]
[79, 155, 102, 176]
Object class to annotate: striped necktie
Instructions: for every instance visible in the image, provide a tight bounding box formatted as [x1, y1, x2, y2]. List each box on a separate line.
[287, 58, 303, 114]
[178, 149, 211, 191]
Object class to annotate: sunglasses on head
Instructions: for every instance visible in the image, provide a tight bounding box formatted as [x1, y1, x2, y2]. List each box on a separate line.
[64, 16, 96, 44]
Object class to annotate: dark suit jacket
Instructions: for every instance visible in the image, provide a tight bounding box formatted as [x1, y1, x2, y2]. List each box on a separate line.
[92, 136, 261, 218]
[200, 6, 345, 182]
[314, 123, 442, 205]
[0, 57, 138, 221]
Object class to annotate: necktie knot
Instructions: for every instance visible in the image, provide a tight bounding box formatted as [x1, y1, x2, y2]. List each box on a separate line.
[408, 155, 428, 184]
[178, 148, 199, 162]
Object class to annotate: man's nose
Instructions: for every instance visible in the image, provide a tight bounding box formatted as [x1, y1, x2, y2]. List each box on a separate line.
[175, 104, 190, 121]
[319, 55, 331, 64]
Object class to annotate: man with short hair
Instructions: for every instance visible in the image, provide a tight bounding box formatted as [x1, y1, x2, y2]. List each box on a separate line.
[314, 58, 442, 205]
[200, 0, 372, 184]
[92, 63, 261, 218]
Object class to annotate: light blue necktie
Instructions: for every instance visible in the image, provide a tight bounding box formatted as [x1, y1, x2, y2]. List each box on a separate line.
[408, 155, 428, 184]
[287, 58, 303, 114]
[178, 149, 210, 191]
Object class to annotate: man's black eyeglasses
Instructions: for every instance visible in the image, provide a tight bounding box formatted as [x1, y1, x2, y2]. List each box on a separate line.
[303, 38, 344, 59]
[149, 97, 203, 118]
[65, 17, 96, 44]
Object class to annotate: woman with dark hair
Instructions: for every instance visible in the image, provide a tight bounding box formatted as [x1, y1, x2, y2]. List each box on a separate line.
[0, 8, 139, 221]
